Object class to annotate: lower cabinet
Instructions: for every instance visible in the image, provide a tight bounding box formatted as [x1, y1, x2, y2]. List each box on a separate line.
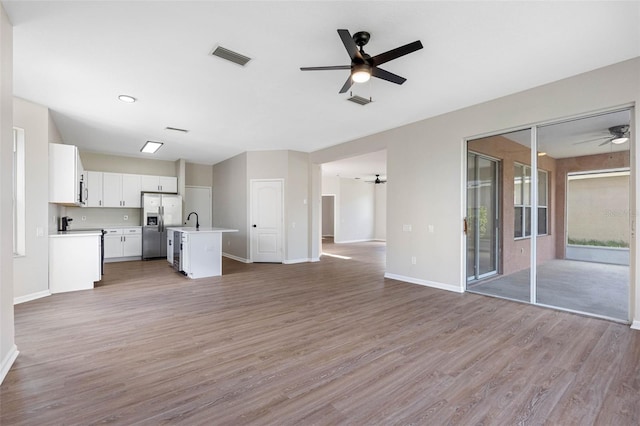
[104, 227, 142, 260]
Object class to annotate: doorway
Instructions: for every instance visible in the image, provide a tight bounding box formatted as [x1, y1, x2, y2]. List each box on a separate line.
[466, 152, 499, 282]
[465, 109, 631, 322]
[322, 195, 335, 240]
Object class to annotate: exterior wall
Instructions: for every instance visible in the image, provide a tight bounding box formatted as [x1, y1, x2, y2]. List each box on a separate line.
[567, 174, 629, 243]
[555, 151, 630, 258]
[468, 135, 557, 275]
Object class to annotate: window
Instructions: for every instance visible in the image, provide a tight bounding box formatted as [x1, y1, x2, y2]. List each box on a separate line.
[514, 163, 547, 238]
[13, 128, 25, 256]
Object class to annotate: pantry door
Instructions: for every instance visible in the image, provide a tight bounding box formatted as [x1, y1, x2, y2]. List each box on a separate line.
[250, 179, 284, 263]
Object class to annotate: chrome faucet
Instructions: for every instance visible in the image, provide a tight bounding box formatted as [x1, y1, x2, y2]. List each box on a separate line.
[187, 212, 200, 230]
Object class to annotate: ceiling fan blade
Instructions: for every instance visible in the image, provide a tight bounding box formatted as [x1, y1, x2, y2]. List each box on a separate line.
[339, 75, 353, 93]
[598, 138, 613, 146]
[371, 67, 407, 85]
[370, 40, 423, 66]
[300, 65, 351, 71]
[572, 136, 609, 145]
[338, 29, 363, 61]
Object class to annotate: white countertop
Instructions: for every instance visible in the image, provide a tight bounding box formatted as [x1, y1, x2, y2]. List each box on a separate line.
[49, 230, 103, 238]
[167, 227, 238, 234]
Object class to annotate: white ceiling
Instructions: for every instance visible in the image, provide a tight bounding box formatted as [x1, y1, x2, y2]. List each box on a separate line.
[322, 150, 386, 181]
[4, 1, 640, 166]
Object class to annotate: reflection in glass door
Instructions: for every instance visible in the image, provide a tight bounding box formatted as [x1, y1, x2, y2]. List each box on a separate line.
[467, 153, 499, 281]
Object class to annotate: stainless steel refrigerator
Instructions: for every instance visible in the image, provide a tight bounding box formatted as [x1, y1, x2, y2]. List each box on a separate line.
[142, 193, 182, 259]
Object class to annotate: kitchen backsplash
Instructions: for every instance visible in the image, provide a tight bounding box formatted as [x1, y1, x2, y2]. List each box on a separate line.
[62, 206, 142, 229]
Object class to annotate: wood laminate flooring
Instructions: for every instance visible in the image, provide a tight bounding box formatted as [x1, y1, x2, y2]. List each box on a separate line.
[2, 241, 639, 425]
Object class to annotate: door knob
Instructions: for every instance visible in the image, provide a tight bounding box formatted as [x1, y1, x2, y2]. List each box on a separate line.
[252, 224, 257, 228]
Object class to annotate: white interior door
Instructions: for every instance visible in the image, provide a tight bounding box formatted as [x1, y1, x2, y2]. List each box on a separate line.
[184, 186, 212, 228]
[250, 180, 283, 263]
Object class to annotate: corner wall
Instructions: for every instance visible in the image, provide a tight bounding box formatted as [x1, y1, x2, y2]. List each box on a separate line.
[13, 98, 51, 302]
[0, 3, 16, 383]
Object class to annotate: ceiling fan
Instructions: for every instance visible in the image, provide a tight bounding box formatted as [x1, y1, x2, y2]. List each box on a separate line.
[300, 29, 423, 93]
[573, 125, 630, 146]
[366, 174, 387, 184]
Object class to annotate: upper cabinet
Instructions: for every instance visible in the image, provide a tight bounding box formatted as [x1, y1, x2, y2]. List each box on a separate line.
[86, 171, 103, 207]
[103, 173, 141, 208]
[140, 175, 178, 193]
[49, 143, 85, 206]
[82, 170, 178, 208]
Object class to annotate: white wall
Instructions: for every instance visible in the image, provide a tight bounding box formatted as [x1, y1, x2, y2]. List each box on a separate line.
[310, 58, 640, 324]
[0, 3, 16, 383]
[374, 183, 387, 241]
[13, 98, 51, 302]
[80, 152, 177, 176]
[337, 178, 375, 243]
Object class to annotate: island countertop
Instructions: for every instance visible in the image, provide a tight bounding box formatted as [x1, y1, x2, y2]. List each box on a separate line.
[167, 227, 238, 234]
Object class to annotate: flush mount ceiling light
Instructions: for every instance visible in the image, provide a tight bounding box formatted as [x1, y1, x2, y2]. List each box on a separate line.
[118, 95, 137, 103]
[611, 137, 629, 145]
[140, 141, 163, 154]
[351, 63, 371, 83]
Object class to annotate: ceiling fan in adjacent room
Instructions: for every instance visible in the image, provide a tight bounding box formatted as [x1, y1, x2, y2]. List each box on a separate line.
[366, 174, 387, 184]
[300, 29, 423, 93]
[573, 125, 630, 146]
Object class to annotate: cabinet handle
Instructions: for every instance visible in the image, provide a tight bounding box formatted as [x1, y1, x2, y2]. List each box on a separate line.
[99, 200, 102, 206]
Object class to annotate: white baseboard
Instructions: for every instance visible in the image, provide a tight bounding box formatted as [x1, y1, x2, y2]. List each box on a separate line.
[105, 256, 141, 263]
[384, 273, 464, 294]
[223, 253, 251, 263]
[14, 290, 51, 305]
[335, 239, 374, 244]
[0, 344, 19, 385]
[631, 320, 640, 331]
[283, 258, 319, 264]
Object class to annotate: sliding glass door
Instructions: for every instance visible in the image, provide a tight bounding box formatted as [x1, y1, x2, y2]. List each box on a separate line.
[466, 109, 631, 322]
[466, 153, 499, 281]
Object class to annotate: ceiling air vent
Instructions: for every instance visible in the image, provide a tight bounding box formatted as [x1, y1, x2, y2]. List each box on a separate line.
[347, 95, 372, 106]
[211, 46, 251, 66]
[165, 126, 189, 133]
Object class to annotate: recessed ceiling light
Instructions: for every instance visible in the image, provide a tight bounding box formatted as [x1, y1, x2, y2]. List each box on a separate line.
[118, 95, 137, 103]
[140, 141, 163, 154]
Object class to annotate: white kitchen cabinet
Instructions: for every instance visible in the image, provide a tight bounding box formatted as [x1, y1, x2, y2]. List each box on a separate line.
[104, 227, 142, 260]
[86, 171, 103, 207]
[49, 143, 86, 206]
[49, 232, 101, 293]
[141, 175, 178, 193]
[103, 173, 141, 208]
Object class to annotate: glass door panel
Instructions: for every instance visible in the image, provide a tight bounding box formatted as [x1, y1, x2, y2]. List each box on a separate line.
[536, 110, 631, 321]
[467, 129, 531, 303]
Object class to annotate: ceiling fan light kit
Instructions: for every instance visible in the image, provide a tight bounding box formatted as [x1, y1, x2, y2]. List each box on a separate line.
[301, 29, 423, 94]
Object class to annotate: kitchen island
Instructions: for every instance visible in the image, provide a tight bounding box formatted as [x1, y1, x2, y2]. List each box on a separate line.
[49, 230, 103, 293]
[167, 227, 238, 279]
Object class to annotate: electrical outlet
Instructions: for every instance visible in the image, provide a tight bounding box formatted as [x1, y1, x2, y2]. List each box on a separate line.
[123, 215, 128, 221]
[411, 256, 417, 265]
[403, 224, 412, 232]
[81, 216, 87, 221]
[428, 225, 434, 233]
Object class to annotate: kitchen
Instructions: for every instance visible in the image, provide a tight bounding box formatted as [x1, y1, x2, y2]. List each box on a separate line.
[47, 141, 237, 294]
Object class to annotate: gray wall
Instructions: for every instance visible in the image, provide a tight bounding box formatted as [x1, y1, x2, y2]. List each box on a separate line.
[80, 151, 177, 176]
[0, 4, 15, 383]
[213, 152, 247, 260]
[374, 184, 387, 241]
[322, 196, 334, 237]
[13, 98, 51, 300]
[286, 151, 310, 262]
[185, 162, 213, 187]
